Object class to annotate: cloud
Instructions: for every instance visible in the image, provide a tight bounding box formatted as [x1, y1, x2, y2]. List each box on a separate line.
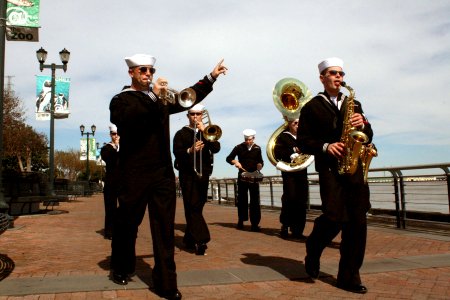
[5, 0, 450, 178]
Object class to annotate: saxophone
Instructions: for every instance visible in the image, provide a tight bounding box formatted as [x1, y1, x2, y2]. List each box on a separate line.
[360, 143, 378, 183]
[337, 82, 369, 176]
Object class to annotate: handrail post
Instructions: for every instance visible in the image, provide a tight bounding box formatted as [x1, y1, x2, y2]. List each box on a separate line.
[440, 167, 450, 214]
[390, 170, 401, 229]
[397, 170, 406, 229]
[233, 180, 238, 207]
[217, 180, 222, 205]
[447, 173, 450, 214]
[269, 177, 274, 208]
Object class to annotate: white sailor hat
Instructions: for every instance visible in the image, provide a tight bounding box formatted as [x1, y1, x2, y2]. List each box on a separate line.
[243, 128, 256, 138]
[188, 104, 205, 113]
[109, 124, 117, 133]
[285, 117, 299, 123]
[318, 57, 344, 73]
[125, 54, 156, 68]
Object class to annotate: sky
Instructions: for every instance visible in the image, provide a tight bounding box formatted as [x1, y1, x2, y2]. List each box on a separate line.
[4, 0, 450, 179]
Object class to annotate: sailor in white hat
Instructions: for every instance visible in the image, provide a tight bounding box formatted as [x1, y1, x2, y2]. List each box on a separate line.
[226, 128, 264, 232]
[100, 124, 120, 240]
[297, 57, 374, 293]
[173, 102, 220, 255]
[109, 54, 228, 296]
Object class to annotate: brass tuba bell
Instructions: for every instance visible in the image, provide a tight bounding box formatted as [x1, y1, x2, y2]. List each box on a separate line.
[266, 78, 314, 172]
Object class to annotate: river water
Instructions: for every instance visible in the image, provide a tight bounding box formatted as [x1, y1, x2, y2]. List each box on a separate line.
[212, 180, 449, 215]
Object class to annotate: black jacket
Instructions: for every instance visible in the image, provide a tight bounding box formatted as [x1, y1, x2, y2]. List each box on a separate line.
[110, 75, 215, 174]
[226, 143, 264, 174]
[173, 126, 220, 177]
[297, 91, 373, 174]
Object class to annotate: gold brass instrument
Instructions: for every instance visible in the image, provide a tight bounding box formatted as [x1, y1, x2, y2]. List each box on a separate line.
[338, 82, 370, 176]
[159, 87, 197, 107]
[201, 109, 222, 142]
[193, 109, 222, 177]
[360, 143, 378, 183]
[266, 78, 314, 172]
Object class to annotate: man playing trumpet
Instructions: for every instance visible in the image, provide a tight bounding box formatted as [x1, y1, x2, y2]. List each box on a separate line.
[109, 53, 227, 299]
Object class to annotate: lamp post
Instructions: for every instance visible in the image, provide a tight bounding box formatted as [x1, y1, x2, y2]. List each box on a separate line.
[80, 124, 96, 181]
[96, 142, 102, 182]
[36, 47, 70, 196]
[0, 0, 9, 212]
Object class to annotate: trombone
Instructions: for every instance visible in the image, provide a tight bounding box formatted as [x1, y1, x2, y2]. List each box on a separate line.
[193, 109, 222, 177]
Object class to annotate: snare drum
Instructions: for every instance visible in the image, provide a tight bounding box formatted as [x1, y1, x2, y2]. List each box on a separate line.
[240, 171, 263, 183]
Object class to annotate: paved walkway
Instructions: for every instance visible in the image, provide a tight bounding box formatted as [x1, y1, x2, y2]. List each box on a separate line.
[0, 194, 449, 299]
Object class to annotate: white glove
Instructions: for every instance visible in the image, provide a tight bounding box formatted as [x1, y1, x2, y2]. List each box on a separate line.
[290, 153, 300, 162]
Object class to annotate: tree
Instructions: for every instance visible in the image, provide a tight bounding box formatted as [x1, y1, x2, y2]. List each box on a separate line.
[55, 149, 83, 181]
[2, 89, 48, 172]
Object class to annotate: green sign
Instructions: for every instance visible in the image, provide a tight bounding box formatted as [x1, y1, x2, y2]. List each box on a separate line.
[6, 0, 40, 28]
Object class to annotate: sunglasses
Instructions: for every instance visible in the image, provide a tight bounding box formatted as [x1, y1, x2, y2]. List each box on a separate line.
[137, 66, 156, 74]
[110, 132, 118, 136]
[327, 70, 345, 76]
[189, 112, 202, 116]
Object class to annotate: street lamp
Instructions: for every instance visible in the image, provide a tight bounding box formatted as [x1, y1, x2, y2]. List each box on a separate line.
[36, 47, 70, 196]
[80, 124, 96, 181]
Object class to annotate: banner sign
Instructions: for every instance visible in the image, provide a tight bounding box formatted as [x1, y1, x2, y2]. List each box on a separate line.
[35, 75, 70, 121]
[80, 138, 97, 161]
[6, 0, 40, 27]
[5, 25, 39, 42]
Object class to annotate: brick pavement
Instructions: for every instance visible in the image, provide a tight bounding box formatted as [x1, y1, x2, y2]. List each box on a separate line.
[0, 194, 448, 299]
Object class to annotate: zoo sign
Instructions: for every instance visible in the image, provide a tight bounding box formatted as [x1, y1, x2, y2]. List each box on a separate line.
[6, 0, 40, 42]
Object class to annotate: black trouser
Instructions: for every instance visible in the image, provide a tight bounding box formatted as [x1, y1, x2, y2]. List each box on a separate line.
[279, 171, 308, 234]
[306, 214, 367, 285]
[237, 179, 261, 226]
[306, 167, 369, 286]
[103, 181, 118, 236]
[179, 172, 211, 245]
[111, 166, 177, 293]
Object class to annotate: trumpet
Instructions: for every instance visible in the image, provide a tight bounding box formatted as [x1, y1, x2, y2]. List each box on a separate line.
[159, 87, 197, 107]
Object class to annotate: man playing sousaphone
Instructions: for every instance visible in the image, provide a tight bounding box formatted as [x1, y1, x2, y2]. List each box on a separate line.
[226, 129, 264, 232]
[274, 117, 309, 239]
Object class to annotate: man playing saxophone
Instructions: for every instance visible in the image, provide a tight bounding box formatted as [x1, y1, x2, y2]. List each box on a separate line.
[297, 57, 373, 294]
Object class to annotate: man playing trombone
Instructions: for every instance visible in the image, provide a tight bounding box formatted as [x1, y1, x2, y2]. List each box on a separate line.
[109, 53, 227, 299]
[173, 104, 220, 255]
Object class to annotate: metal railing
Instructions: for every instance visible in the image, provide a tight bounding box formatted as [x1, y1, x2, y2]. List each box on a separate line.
[209, 163, 450, 229]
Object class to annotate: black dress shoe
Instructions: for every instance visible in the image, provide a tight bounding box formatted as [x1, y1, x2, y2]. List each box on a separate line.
[280, 226, 289, 238]
[236, 220, 244, 229]
[237, 220, 244, 229]
[291, 232, 307, 240]
[195, 243, 207, 255]
[304, 255, 319, 279]
[250, 225, 261, 232]
[112, 272, 128, 285]
[156, 289, 182, 299]
[183, 241, 195, 250]
[337, 283, 368, 294]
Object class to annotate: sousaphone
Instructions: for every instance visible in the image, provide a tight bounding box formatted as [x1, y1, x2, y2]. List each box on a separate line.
[266, 78, 314, 172]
